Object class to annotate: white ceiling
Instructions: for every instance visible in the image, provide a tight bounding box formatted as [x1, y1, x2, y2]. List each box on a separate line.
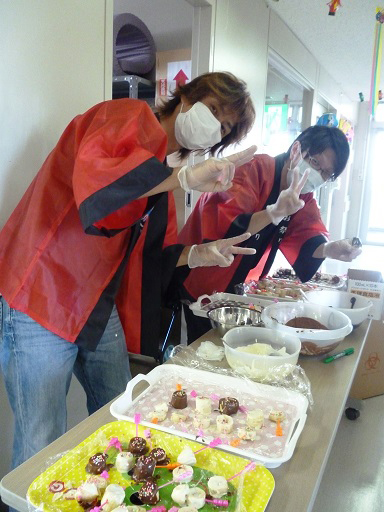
[116, 0, 383, 104]
[267, 0, 383, 103]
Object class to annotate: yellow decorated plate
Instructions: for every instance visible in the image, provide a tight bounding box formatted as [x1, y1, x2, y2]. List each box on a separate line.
[27, 421, 274, 512]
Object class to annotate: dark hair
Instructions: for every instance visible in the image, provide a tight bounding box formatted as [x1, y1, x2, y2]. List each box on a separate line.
[285, 125, 350, 180]
[157, 71, 255, 159]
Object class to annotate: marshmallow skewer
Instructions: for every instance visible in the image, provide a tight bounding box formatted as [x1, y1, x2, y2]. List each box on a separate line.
[206, 498, 229, 507]
[134, 413, 140, 437]
[193, 437, 222, 454]
[144, 429, 153, 450]
[157, 470, 193, 490]
[227, 461, 257, 482]
[155, 462, 181, 469]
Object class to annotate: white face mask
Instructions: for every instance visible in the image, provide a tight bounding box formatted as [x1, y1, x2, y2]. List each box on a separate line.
[174, 101, 222, 150]
[287, 158, 325, 194]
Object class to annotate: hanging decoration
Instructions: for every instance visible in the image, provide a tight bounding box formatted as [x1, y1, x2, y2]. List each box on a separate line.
[327, 0, 342, 16]
[338, 118, 354, 144]
[316, 112, 339, 127]
[369, 8, 384, 117]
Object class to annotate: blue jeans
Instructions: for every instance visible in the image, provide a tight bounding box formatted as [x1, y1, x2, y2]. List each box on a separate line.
[0, 297, 132, 469]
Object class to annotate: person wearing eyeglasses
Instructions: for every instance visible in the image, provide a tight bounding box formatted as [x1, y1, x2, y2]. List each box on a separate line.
[177, 125, 362, 342]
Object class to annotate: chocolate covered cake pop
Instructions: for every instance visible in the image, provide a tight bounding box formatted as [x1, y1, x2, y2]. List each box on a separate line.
[170, 390, 188, 409]
[137, 477, 159, 505]
[85, 452, 108, 474]
[218, 397, 239, 416]
[150, 447, 169, 465]
[132, 455, 156, 482]
[128, 436, 148, 456]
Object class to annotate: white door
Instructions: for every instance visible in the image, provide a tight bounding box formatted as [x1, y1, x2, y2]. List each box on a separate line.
[359, 122, 384, 244]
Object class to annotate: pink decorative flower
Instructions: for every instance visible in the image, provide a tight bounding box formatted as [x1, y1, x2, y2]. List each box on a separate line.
[105, 437, 122, 452]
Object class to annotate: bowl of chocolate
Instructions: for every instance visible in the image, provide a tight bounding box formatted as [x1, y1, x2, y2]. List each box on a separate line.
[222, 326, 301, 379]
[304, 290, 372, 328]
[207, 306, 262, 336]
[261, 302, 353, 356]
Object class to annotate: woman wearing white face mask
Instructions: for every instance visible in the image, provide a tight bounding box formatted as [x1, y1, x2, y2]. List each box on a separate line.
[0, 71, 257, 472]
[178, 125, 362, 343]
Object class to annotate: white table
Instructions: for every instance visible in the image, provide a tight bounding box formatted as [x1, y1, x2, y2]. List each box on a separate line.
[0, 320, 371, 511]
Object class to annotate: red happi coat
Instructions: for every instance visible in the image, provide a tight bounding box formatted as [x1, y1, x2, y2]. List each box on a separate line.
[178, 153, 329, 301]
[0, 99, 183, 356]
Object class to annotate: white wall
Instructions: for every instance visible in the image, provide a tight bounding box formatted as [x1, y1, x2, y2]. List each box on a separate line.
[0, 0, 367, 493]
[211, 0, 269, 146]
[0, 0, 112, 484]
[0, 1, 111, 227]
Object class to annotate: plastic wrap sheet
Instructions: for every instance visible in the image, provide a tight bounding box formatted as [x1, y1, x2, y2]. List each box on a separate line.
[26, 421, 274, 512]
[170, 344, 314, 408]
[110, 365, 309, 468]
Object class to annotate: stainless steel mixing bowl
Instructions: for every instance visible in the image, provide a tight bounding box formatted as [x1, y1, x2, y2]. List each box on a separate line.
[207, 306, 262, 336]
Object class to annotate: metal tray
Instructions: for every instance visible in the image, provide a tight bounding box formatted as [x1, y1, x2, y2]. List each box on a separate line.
[110, 365, 308, 468]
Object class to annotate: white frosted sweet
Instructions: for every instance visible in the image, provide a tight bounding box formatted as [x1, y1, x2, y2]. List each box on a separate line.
[86, 475, 108, 490]
[195, 396, 212, 415]
[186, 487, 206, 509]
[207, 475, 228, 498]
[115, 451, 135, 473]
[216, 414, 234, 434]
[171, 483, 190, 506]
[269, 409, 285, 422]
[193, 414, 211, 429]
[177, 446, 197, 466]
[237, 426, 258, 441]
[150, 410, 167, 422]
[75, 482, 99, 503]
[173, 464, 194, 483]
[171, 412, 188, 423]
[100, 484, 125, 512]
[246, 408, 264, 429]
[154, 402, 169, 414]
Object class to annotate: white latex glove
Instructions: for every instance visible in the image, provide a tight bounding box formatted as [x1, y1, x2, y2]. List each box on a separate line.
[322, 239, 362, 262]
[178, 145, 257, 193]
[188, 232, 256, 268]
[266, 167, 310, 225]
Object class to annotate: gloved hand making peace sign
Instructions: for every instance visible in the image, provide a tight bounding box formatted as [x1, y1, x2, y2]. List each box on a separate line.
[266, 166, 310, 226]
[188, 232, 256, 268]
[178, 145, 257, 193]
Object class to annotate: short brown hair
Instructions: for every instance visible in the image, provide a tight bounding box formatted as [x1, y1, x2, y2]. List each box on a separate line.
[157, 71, 255, 159]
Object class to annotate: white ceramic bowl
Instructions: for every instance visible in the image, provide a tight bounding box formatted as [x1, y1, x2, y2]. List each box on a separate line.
[222, 326, 301, 379]
[261, 302, 353, 356]
[304, 290, 372, 327]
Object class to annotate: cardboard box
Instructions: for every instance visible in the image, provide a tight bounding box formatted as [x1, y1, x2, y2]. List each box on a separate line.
[347, 269, 384, 320]
[349, 319, 384, 399]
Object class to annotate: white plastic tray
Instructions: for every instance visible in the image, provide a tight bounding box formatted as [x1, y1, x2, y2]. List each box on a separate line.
[189, 292, 279, 318]
[110, 364, 308, 468]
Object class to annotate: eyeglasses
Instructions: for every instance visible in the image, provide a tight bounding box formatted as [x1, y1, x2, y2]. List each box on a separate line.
[307, 154, 335, 182]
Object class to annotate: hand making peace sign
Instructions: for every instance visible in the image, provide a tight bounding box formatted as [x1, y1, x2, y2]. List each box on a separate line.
[266, 166, 310, 226]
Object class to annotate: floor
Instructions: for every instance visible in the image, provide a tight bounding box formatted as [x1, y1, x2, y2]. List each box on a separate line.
[312, 244, 384, 511]
[312, 395, 384, 512]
